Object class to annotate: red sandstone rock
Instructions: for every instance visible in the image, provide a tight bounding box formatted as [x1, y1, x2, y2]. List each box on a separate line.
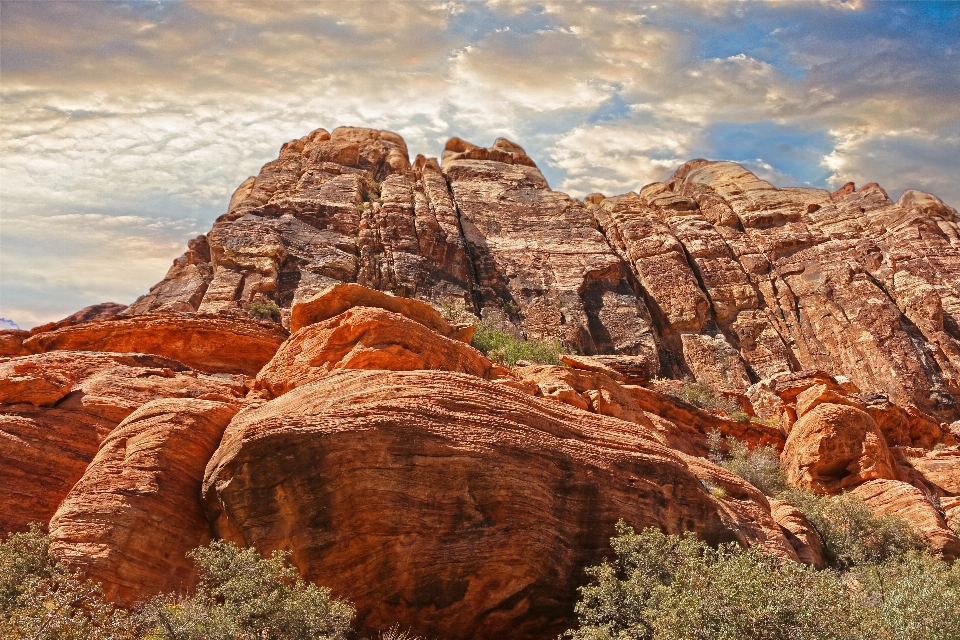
[848, 478, 960, 560]
[768, 498, 827, 569]
[29, 302, 127, 335]
[0, 351, 246, 534]
[0, 330, 34, 357]
[911, 449, 960, 495]
[782, 403, 896, 494]
[257, 306, 491, 398]
[203, 369, 794, 640]
[49, 398, 238, 606]
[290, 282, 469, 340]
[22, 313, 287, 376]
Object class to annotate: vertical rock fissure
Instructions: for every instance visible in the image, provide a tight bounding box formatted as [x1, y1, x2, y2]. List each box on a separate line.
[442, 172, 485, 316]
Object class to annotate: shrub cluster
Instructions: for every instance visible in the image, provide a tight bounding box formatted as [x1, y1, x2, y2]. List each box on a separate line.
[707, 430, 787, 497]
[248, 300, 281, 323]
[672, 378, 741, 414]
[1, 527, 354, 640]
[471, 319, 570, 366]
[565, 522, 960, 640]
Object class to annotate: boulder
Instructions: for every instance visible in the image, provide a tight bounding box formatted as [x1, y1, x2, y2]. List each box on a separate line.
[257, 307, 491, 398]
[203, 369, 794, 640]
[22, 313, 288, 376]
[768, 498, 827, 569]
[782, 403, 896, 494]
[290, 282, 470, 339]
[0, 330, 34, 357]
[848, 478, 960, 560]
[50, 398, 239, 606]
[0, 351, 246, 533]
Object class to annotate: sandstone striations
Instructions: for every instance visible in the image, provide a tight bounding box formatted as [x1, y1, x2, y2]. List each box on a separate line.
[4, 126, 960, 639]
[202, 369, 794, 640]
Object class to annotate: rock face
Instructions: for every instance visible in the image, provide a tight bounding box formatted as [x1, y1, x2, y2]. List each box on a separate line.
[50, 398, 239, 606]
[256, 306, 491, 398]
[5, 125, 960, 639]
[203, 369, 794, 640]
[129, 127, 959, 423]
[21, 313, 288, 376]
[0, 351, 246, 534]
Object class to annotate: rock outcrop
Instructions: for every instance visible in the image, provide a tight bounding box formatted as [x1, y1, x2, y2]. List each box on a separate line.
[49, 398, 239, 605]
[4, 125, 960, 639]
[203, 369, 794, 640]
[21, 313, 287, 376]
[0, 351, 246, 534]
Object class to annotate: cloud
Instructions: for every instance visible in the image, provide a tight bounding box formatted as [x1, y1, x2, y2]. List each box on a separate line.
[1, 0, 958, 326]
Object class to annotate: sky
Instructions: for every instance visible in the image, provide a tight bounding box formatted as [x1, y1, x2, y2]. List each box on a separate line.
[1, 1, 959, 329]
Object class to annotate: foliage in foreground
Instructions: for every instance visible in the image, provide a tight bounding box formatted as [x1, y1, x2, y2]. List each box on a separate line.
[565, 522, 960, 640]
[471, 318, 571, 366]
[0, 523, 133, 640]
[781, 489, 924, 570]
[138, 540, 354, 640]
[1, 527, 354, 640]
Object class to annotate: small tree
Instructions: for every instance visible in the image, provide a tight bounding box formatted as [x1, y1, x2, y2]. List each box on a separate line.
[137, 540, 354, 640]
[248, 300, 281, 323]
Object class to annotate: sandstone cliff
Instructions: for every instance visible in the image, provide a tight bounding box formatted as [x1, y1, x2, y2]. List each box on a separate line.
[2, 126, 959, 639]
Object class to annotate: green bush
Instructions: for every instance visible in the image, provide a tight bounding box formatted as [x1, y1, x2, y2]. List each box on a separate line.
[565, 522, 859, 640]
[674, 378, 740, 413]
[1, 523, 134, 639]
[783, 490, 923, 570]
[855, 550, 960, 640]
[248, 300, 281, 323]
[471, 319, 570, 366]
[706, 432, 787, 497]
[137, 540, 354, 640]
[565, 522, 960, 640]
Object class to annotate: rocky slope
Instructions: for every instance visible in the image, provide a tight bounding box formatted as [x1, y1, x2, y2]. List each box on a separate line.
[2, 127, 959, 639]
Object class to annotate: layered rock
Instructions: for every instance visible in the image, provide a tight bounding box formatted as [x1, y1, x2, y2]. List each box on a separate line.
[0, 351, 246, 533]
[124, 128, 959, 424]
[49, 398, 239, 605]
[202, 369, 795, 640]
[21, 313, 287, 376]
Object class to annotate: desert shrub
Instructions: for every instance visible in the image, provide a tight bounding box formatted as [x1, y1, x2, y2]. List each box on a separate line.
[855, 550, 960, 640]
[565, 522, 960, 640]
[248, 300, 280, 323]
[673, 378, 740, 413]
[137, 540, 353, 640]
[1, 523, 134, 639]
[707, 432, 787, 497]
[783, 490, 923, 570]
[724, 438, 787, 497]
[564, 522, 860, 640]
[471, 319, 570, 366]
[729, 410, 751, 423]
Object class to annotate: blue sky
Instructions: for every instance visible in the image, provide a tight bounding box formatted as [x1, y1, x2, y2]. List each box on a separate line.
[2, 0, 959, 327]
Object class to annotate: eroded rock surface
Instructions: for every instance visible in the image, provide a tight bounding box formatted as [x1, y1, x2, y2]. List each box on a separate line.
[0, 351, 246, 533]
[50, 398, 239, 606]
[203, 369, 793, 640]
[22, 313, 287, 376]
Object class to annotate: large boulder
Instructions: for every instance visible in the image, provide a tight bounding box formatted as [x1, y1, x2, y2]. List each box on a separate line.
[22, 313, 288, 376]
[50, 398, 238, 606]
[203, 369, 794, 640]
[0, 351, 246, 533]
[257, 306, 491, 398]
[782, 403, 896, 494]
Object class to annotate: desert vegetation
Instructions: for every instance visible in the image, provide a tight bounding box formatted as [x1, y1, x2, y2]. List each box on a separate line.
[470, 318, 571, 366]
[1, 526, 354, 640]
[564, 521, 960, 640]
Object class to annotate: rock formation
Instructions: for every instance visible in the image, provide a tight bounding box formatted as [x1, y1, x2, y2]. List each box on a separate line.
[2, 126, 959, 639]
